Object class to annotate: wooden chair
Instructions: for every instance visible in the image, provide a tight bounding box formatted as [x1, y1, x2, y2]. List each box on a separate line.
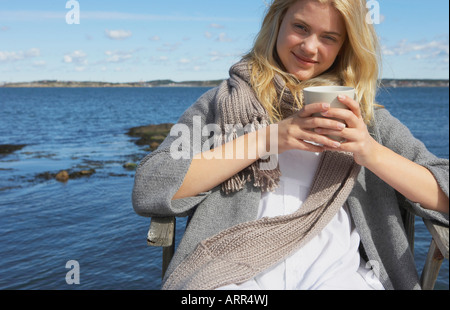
[147, 212, 449, 289]
[147, 217, 176, 279]
[418, 219, 449, 289]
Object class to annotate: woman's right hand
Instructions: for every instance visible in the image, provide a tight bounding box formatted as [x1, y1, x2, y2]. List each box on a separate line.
[270, 102, 346, 155]
[173, 102, 345, 200]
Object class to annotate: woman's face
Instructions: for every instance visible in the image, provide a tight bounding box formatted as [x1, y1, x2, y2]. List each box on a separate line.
[276, 0, 347, 80]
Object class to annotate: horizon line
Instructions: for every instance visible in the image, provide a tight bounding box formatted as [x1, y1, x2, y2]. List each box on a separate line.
[1, 77, 449, 83]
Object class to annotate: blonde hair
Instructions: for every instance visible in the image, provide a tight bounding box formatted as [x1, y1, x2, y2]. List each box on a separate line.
[245, 0, 381, 124]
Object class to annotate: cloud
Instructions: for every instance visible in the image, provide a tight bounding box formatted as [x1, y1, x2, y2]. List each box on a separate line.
[63, 50, 87, 65]
[149, 55, 169, 63]
[62, 50, 88, 72]
[216, 32, 233, 42]
[0, 10, 257, 23]
[205, 31, 233, 42]
[209, 50, 241, 62]
[178, 58, 191, 64]
[81, 11, 238, 22]
[105, 29, 132, 40]
[104, 50, 133, 63]
[25, 48, 40, 57]
[0, 48, 40, 62]
[0, 11, 64, 21]
[382, 38, 449, 67]
[149, 35, 160, 41]
[32, 60, 46, 67]
[157, 42, 181, 52]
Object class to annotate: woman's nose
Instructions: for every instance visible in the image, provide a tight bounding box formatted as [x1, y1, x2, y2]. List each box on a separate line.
[300, 35, 319, 56]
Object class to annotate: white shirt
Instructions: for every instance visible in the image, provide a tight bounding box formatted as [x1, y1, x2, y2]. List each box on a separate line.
[217, 150, 384, 290]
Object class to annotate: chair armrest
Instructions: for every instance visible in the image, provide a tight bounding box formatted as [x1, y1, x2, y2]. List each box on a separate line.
[423, 219, 449, 260]
[147, 217, 176, 247]
[419, 219, 448, 290]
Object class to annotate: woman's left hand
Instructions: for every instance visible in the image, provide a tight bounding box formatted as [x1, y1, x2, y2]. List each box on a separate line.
[318, 95, 449, 213]
[316, 95, 380, 167]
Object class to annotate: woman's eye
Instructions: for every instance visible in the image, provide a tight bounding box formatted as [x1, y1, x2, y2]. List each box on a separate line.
[323, 36, 338, 43]
[295, 24, 308, 32]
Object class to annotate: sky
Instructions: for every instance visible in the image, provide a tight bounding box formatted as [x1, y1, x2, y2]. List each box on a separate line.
[0, 0, 449, 83]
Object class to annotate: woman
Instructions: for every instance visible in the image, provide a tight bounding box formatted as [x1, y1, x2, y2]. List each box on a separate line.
[133, 0, 449, 290]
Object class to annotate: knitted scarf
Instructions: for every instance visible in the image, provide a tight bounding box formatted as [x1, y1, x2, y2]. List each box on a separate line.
[162, 60, 361, 290]
[216, 60, 341, 194]
[215, 61, 285, 194]
[163, 151, 360, 290]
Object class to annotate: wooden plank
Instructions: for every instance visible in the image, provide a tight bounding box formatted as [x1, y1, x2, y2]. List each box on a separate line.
[420, 239, 444, 290]
[147, 217, 175, 247]
[162, 244, 175, 279]
[423, 219, 449, 259]
[147, 217, 176, 279]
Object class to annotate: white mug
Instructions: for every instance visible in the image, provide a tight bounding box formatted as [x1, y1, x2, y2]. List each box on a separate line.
[303, 86, 356, 142]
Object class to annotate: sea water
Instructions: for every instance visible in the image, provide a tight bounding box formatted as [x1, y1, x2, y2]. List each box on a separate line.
[0, 87, 448, 290]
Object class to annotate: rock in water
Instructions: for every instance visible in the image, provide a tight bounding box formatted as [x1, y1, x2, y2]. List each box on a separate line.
[0, 144, 27, 155]
[55, 170, 69, 182]
[123, 162, 138, 170]
[126, 123, 174, 151]
[69, 169, 96, 179]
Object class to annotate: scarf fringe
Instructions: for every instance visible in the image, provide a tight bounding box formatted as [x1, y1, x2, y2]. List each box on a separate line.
[219, 115, 282, 195]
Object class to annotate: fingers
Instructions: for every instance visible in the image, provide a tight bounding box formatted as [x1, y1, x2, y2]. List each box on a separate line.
[314, 127, 359, 147]
[295, 139, 328, 153]
[337, 95, 362, 117]
[307, 95, 366, 150]
[296, 103, 346, 131]
[277, 120, 341, 153]
[298, 102, 330, 118]
[287, 124, 343, 149]
[286, 105, 346, 148]
[280, 99, 362, 152]
[319, 95, 362, 128]
[318, 96, 374, 155]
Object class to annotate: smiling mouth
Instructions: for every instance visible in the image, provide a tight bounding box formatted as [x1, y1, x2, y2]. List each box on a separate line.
[292, 52, 318, 65]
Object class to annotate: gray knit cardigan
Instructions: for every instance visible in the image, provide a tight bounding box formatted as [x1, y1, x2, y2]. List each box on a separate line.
[132, 86, 449, 290]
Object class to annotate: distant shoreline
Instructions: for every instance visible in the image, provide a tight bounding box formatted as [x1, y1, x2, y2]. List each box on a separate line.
[0, 80, 224, 88]
[0, 79, 448, 88]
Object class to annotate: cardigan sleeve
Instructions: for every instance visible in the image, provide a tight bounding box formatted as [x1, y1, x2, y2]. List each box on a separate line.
[373, 108, 449, 226]
[132, 87, 219, 218]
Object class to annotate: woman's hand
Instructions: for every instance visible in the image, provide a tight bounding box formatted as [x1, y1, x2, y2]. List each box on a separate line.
[318, 95, 448, 213]
[316, 95, 380, 167]
[274, 102, 347, 154]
